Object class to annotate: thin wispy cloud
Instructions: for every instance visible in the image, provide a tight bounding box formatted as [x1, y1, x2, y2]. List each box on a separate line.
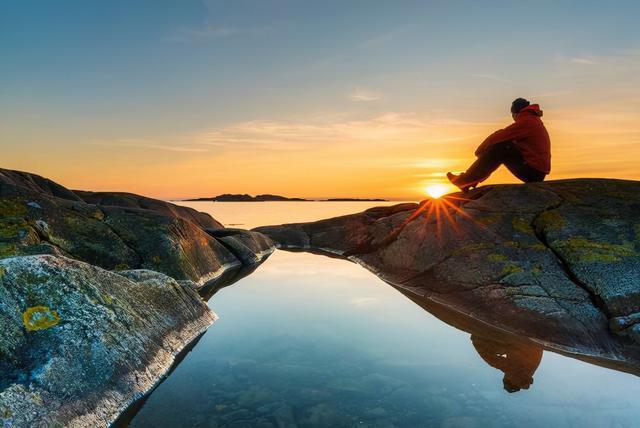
[192, 112, 486, 151]
[469, 73, 511, 84]
[570, 57, 598, 65]
[90, 139, 209, 153]
[348, 87, 382, 102]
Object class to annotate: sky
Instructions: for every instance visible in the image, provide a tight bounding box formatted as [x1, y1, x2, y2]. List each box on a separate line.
[1, 0, 639, 199]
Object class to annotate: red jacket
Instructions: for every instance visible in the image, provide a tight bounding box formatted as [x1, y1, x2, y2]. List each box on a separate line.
[475, 104, 551, 174]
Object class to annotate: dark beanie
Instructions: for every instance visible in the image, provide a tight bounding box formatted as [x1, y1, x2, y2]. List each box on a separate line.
[511, 98, 530, 114]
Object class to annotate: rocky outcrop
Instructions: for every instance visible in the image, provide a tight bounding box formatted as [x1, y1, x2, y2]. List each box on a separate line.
[0, 168, 273, 286]
[0, 255, 216, 427]
[255, 179, 640, 371]
[0, 168, 275, 426]
[0, 169, 83, 202]
[74, 190, 223, 230]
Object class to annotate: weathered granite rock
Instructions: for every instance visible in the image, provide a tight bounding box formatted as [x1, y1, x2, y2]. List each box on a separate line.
[0, 168, 275, 425]
[0, 255, 216, 427]
[0, 169, 274, 286]
[255, 179, 640, 369]
[207, 228, 276, 265]
[0, 169, 84, 202]
[74, 190, 224, 230]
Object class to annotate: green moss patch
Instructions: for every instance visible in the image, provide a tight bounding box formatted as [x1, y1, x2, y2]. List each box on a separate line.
[475, 213, 503, 225]
[0, 198, 27, 218]
[501, 263, 524, 276]
[554, 237, 637, 263]
[511, 217, 531, 233]
[22, 305, 61, 331]
[452, 242, 494, 256]
[535, 210, 564, 232]
[487, 253, 508, 263]
[0, 243, 18, 258]
[114, 263, 130, 271]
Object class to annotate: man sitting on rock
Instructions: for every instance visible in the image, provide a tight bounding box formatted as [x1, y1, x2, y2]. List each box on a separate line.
[447, 98, 551, 192]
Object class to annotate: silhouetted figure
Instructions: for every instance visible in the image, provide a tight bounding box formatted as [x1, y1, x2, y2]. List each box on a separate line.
[448, 98, 551, 191]
[471, 335, 543, 393]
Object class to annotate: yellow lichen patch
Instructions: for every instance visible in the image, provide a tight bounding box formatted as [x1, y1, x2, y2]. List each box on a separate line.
[0, 266, 5, 278]
[501, 263, 524, 276]
[102, 293, 113, 305]
[531, 265, 542, 276]
[152, 255, 162, 265]
[22, 306, 60, 332]
[0, 243, 18, 258]
[452, 242, 494, 256]
[0, 198, 27, 218]
[526, 243, 547, 251]
[475, 213, 503, 225]
[511, 217, 531, 233]
[536, 211, 564, 232]
[555, 237, 636, 263]
[114, 263, 130, 271]
[90, 209, 105, 221]
[487, 253, 508, 263]
[29, 393, 43, 406]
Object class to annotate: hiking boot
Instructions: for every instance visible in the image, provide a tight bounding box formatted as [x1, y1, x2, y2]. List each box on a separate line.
[447, 172, 481, 192]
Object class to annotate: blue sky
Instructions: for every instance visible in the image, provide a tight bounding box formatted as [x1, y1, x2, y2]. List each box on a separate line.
[1, 1, 639, 198]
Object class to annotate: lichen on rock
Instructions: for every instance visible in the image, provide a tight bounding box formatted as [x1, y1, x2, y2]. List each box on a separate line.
[22, 305, 60, 331]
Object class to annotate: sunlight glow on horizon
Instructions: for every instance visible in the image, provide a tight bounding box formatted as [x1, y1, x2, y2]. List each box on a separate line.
[1, 2, 639, 199]
[425, 183, 451, 199]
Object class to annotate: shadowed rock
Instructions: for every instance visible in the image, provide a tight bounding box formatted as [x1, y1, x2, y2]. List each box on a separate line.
[0, 168, 83, 202]
[0, 169, 273, 286]
[255, 179, 640, 371]
[74, 190, 224, 230]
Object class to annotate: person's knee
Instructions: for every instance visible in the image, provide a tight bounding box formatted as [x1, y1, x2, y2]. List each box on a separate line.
[484, 140, 515, 157]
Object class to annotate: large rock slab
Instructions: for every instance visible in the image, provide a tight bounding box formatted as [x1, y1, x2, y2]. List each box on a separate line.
[0, 169, 83, 202]
[255, 179, 640, 370]
[74, 190, 223, 230]
[0, 255, 216, 427]
[0, 170, 274, 287]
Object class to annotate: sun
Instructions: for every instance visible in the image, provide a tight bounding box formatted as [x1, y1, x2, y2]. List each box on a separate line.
[425, 183, 450, 199]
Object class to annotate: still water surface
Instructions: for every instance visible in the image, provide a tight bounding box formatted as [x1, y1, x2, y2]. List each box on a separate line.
[129, 202, 640, 428]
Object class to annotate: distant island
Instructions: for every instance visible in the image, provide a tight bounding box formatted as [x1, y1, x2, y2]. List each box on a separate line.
[182, 194, 388, 202]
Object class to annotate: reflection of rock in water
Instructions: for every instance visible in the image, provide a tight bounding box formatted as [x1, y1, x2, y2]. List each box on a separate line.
[257, 180, 640, 377]
[391, 284, 547, 391]
[471, 335, 542, 393]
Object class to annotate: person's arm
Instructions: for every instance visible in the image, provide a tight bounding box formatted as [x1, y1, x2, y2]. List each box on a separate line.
[475, 121, 531, 156]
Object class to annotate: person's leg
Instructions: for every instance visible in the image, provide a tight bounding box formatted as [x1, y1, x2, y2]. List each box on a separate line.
[503, 155, 547, 183]
[461, 141, 521, 184]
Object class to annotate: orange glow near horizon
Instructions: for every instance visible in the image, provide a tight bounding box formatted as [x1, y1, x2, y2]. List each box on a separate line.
[425, 183, 452, 199]
[4, 106, 640, 201]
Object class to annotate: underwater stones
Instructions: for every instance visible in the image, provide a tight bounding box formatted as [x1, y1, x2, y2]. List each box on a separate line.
[256, 179, 640, 366]
[0, 254, 216, 427]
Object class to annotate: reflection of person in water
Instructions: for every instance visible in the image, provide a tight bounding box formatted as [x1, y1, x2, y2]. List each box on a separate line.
[471, 335, 543, 393]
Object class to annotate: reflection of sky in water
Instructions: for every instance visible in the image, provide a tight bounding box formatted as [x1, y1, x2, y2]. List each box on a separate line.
[129, 203, 640, 427]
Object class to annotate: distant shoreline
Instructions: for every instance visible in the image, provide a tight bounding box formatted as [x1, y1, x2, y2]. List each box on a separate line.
[180, 194, 389, 202]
